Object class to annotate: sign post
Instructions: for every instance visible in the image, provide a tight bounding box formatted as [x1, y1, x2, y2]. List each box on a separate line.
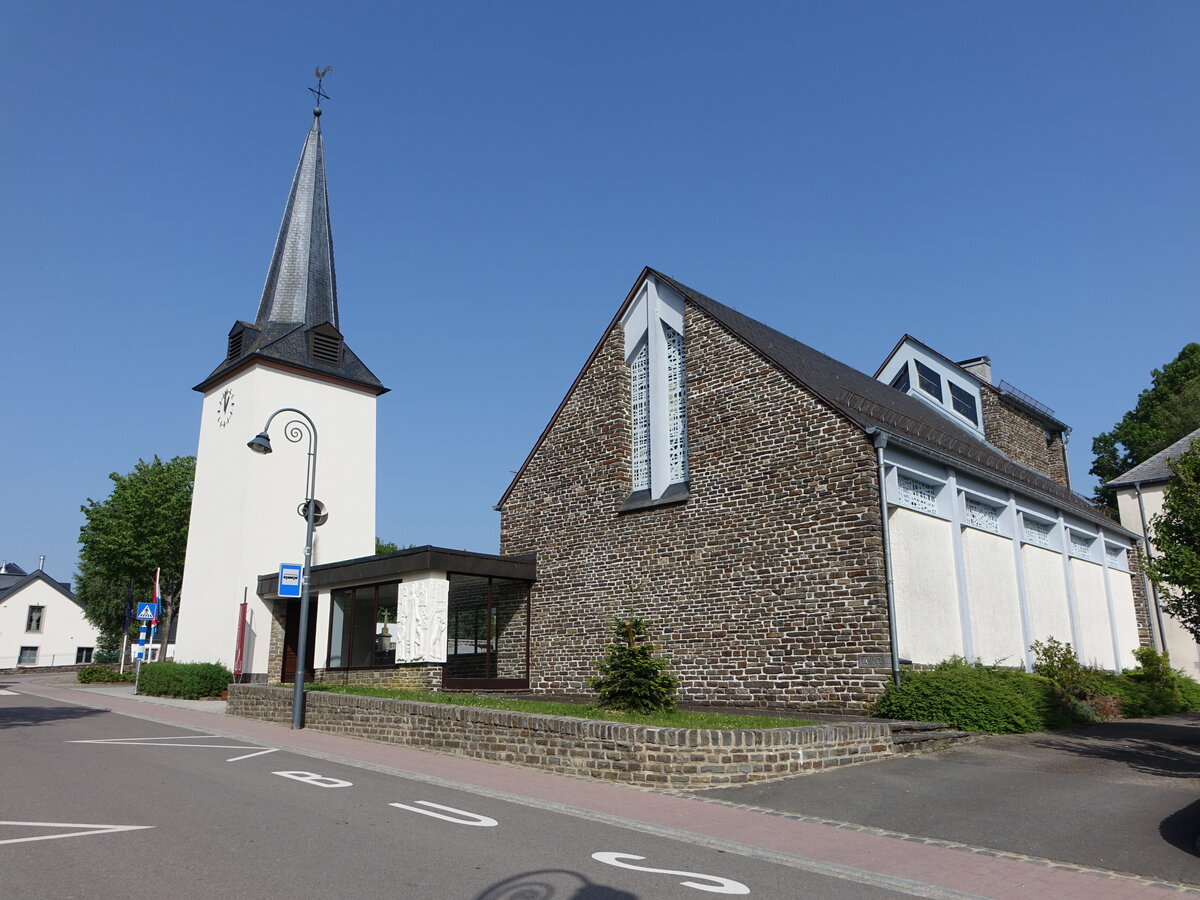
[132, 602, 159, 693]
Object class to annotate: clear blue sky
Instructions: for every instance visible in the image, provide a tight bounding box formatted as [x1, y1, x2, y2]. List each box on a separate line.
[3, 1, 1197, 582]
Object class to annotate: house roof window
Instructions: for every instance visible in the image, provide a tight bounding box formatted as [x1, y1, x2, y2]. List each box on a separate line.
[890, 364, 911, 393]
[915, 360, 942, 401]
[949, 382, 978, 425]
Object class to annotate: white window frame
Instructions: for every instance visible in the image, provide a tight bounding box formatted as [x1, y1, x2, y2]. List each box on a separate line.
[962, 493, 1003, 534]
[1104, 543, 1128, 571]
[76, 647, 95, 664]
[895, 472, 941, 515]
[1068, 529, 1097, 561]
[1020, 514, 1055, 548]
[622, 276, 688, 501]
[18, 646, 38, 665]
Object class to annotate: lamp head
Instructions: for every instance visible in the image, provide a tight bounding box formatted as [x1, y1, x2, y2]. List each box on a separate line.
[247, 432, 273, 454]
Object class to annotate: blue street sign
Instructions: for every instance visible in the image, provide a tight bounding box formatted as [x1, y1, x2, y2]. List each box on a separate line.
[278, 563, 303, 598]
[136, 602, 159, 621]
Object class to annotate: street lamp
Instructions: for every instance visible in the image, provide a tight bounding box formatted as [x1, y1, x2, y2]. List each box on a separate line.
[248, 407, 322, 729]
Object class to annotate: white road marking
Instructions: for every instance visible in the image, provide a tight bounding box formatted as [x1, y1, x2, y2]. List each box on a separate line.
[225, 748, 278, 762]
[0, 821, 153, 846]
[70, 735, 275, 760]
[273, 771, 353, 788]
[388, 801, 498, 826]
[0, 689, 19, 695]
[592, 853, 750, 895]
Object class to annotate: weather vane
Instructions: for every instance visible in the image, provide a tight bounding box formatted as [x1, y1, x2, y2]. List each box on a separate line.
[309, 66, 333, 109]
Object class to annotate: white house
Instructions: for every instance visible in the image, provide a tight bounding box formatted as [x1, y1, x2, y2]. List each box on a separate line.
[1108, 426, 1200, 678]
[0, 563, 100, 668]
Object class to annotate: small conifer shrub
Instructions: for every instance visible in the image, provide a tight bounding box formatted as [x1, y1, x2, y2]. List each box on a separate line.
[589, 616, 678, 713]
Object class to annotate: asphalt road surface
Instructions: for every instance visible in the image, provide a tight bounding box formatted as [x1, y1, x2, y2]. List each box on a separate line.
[1, 689, 908, 900]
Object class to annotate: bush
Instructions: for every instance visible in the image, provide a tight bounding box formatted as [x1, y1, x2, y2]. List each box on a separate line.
[873, 658, 1071, 733]
[77, 665, 134, 684]
[94, 649, 120, 665]
[1178, 674, 1200, 710]
[589, 616, 678, 713]
[1032, 637, 1123, 721]
[137, 662, 232, 699]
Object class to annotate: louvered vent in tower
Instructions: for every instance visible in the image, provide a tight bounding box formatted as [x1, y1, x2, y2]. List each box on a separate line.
[227, 331, 244, 361]
[310, 330, 343, 366]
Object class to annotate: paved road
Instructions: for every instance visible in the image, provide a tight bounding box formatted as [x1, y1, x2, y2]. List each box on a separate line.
[4, 676, 1197, 899]
[703, 716, 1200, 885]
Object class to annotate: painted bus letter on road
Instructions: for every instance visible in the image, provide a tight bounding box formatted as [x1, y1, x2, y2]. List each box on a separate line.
[592, 853, 749, 895]
[273, 771, 353, 788]
[389, 801, 497, 826]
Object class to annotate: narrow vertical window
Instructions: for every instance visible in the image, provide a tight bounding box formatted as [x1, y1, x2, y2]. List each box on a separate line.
[630, 341, 650, 491]
[621, 276, 688, 502]
[664, 323, 688, 484]
[26, 606, 44, 633]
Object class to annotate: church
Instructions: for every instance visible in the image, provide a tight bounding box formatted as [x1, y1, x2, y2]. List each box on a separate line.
[174, 104, 1155, 712]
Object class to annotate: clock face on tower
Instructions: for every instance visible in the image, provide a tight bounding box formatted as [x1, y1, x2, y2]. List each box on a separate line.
[216, 388, 236, 428]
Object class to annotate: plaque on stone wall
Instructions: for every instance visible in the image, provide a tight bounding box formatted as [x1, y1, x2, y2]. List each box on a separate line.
[858, 653, 891, 668]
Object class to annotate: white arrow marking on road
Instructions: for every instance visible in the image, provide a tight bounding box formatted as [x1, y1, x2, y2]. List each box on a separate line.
[0, 821, 153, 846]
[389, 801, 498, 826]
[0, 689, 19, 695]
[592, 853, 750, 895]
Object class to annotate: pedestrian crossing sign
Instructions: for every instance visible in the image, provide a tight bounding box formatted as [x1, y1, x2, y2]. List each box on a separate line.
[136, 602, 159, 621]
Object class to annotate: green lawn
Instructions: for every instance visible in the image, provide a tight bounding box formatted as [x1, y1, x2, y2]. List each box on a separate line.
[305, 684, 818, 729]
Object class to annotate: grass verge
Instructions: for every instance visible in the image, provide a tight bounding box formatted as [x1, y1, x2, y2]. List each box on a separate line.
[305, 684, 819, 729]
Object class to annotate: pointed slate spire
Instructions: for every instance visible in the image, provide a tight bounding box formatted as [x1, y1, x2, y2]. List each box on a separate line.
[256, 109, 338, 330]
[195, 107, 386, 395]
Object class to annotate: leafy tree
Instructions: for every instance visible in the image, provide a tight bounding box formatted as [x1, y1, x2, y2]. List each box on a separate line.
[77, 456, 195, 661]
[1091, 343, 1200, 510]
[1148, 441, 1200, 641]
[375, 538, 416, 554]
[589, 615, 678, 713]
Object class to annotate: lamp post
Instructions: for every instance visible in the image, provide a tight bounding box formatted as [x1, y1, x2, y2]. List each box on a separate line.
[248, 408, 320, 729]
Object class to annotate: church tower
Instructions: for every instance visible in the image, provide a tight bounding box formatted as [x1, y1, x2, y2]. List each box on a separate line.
[174, 102, 386, 677]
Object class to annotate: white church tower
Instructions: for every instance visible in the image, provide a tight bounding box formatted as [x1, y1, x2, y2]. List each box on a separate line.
[174, 101, 387, 678]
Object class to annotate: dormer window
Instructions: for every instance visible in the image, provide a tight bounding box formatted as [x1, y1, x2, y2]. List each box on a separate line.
[949, 382, 978, 424]
[307, 324, 344, 366]
[915, 361, 942, 401]
[890, 364, 910, 393]
[622, 277, 688, 504]
[227, 331, 244, 362]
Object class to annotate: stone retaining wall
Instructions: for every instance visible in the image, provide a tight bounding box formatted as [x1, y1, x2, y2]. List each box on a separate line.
[227, 684, 894, 787]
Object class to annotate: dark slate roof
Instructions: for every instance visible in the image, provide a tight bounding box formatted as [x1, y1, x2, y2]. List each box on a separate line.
[196, 112, 385, 395]
[499, 267, 1129, 537]
[0, 569, 82, 608]
[1107, 427, 1200, 488]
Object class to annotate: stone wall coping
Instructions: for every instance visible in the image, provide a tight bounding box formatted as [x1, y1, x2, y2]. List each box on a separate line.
[232, 684, 891, 748]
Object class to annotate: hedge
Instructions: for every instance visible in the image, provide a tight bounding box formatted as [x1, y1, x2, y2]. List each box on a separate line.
[137, 662, 232, 699]
[77, 666, 134, 684]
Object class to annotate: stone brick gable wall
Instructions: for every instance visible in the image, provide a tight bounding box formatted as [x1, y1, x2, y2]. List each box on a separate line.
[979, 389, 1070, 488]
[500, 304, 891, 712]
